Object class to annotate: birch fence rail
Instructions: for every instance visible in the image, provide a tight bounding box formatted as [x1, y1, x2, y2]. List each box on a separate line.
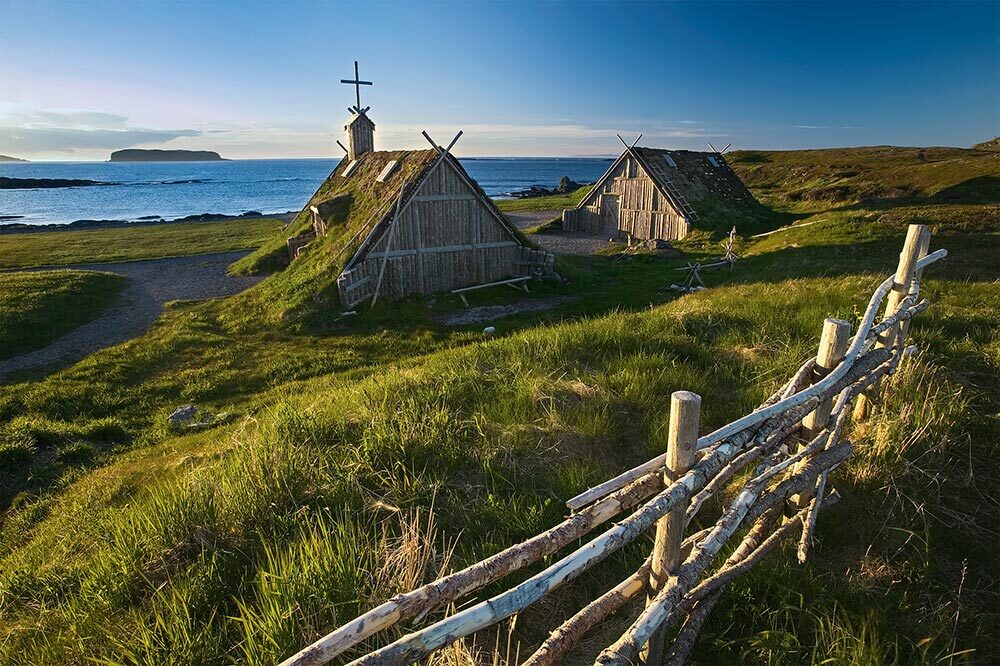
[283, 224, 946, 666]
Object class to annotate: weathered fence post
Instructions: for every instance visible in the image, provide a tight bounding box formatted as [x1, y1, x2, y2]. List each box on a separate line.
[792, 318, 851, 508]
[898, 228, 932, 342]
[854, 224, 930, 418]
[642, 390, 700, 665]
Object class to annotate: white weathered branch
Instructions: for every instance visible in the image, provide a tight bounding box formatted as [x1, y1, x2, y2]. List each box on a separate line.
[595, 441, 853, 665]
[280, 471, 664, 665]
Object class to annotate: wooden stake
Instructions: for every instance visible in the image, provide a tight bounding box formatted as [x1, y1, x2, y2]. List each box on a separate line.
[800, 319, 851, 441]
[854, 224, 929, 418]
[791, 319, 850, 509]
[642, 391, 700, 665]
[371, 179, 408, 306]
[898, 228, 931, 341]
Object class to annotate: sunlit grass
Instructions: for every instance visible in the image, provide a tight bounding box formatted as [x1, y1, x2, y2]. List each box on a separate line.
[0, 145, 997, 663]
[0, 217, 284, 269]
[0, 269, 126, 357]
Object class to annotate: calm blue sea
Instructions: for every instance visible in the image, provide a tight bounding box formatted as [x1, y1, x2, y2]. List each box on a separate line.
[0, 157, 612, 226]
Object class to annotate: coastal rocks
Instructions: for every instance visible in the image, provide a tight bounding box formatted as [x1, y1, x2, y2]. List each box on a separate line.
[509, 176, 585, 199]
[556, 175, 582, 194]
[172, 211, 264, 223]
[0, 177, 115, 189]
[0, 210, 289, 233]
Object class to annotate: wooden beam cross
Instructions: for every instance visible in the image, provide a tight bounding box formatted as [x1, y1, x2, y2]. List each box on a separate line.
[340, 60, 373, 114]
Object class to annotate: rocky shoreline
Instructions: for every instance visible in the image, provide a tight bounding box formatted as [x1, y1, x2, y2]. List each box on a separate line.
[0, 177, 116, 189]
[0, 210, 298, 234]
[507, 175, 588, 199]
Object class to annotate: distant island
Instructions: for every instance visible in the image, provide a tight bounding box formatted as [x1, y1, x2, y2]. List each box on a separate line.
[0, 154, 28, 162]
[110, 149, 226, 162]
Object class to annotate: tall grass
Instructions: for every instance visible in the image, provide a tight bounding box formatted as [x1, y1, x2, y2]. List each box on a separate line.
[1, 146, 996, 665]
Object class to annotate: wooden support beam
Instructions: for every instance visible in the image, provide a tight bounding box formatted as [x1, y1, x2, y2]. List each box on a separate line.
[367, 241, 519, 260]
[409, 194, 477, 202]
[371, 179, 408, 306]
[642, 391, 700, 665]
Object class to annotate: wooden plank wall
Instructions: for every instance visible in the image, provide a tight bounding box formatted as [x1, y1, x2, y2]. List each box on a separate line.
[338, 159, 536, 306]
[347, 118, 374, 160]
[564, 156, 689, 241]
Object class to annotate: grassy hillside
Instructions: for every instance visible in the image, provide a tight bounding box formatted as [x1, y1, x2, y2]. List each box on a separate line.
[0, 217, 284, 269]
[972, 136, 1000, 151]
[0, 144, 996, 664]
[728, 145, 1000, 211]
[0, 270, 126, 357]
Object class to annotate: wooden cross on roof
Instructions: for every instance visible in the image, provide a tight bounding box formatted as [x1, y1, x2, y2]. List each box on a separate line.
[341, 60, 373, 115]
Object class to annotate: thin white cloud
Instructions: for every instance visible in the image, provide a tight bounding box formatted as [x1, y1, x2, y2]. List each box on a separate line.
[0, 107, 202, 156]
[377, 121, 727, 148]
[5, 109, 131, 129]
[0, 106, 731, 158]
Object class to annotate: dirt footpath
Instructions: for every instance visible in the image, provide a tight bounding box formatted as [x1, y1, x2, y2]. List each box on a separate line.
[506, 211, 613, 256]
[0, 251, 263, 378]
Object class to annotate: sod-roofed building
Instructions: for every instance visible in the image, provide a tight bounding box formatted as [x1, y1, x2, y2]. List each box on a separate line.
[562, 145, 758, 241]
[294, 107, 554, 309]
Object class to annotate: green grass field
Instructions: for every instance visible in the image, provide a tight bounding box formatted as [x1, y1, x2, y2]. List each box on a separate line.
[0, 145, 996, 664]
[0, 270, 127, 358]
[494, 186, 592, 213]
[0, 217, 285, 269]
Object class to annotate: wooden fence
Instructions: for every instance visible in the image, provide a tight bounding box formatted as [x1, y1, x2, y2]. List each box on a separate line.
[283, 224, 946, 666]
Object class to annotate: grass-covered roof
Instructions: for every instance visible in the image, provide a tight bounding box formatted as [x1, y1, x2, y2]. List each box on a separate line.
[228, 147, 530, 327]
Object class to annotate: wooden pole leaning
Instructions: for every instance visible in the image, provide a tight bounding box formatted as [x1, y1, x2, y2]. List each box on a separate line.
[642, 391, 700, 665]
[854, 224, 929, 419]
[371, 178, 408, 306]
[791, 318, 850, 509]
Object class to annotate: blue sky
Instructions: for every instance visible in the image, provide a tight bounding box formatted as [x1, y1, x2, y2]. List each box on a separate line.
[1, 0, 997, 159]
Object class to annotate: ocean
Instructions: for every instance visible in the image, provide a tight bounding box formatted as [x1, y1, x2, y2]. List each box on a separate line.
[0, 157, 613, 226]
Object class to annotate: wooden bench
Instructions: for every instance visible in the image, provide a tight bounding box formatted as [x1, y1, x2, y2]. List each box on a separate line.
[451, 275, 531, 307]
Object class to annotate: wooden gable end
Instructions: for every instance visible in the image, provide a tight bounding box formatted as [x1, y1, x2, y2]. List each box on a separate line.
[566, 152, 689, 241]
[340, 157, 525, 303]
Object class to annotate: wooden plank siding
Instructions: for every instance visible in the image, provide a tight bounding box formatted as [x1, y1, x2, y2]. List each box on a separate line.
[338, 158, 531, 307]
[564, 155, 689, 241]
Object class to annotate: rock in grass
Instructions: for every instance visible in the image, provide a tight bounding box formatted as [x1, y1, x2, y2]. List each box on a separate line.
[168, 405, 199, 427]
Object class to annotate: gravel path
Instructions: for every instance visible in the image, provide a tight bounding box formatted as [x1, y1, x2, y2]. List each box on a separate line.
[506, 210, 560, 230]
[0, 251, 263, 378]
[506, 210, 614, 256]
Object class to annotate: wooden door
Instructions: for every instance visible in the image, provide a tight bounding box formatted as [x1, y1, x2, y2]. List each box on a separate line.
[600, 194, 619, 235]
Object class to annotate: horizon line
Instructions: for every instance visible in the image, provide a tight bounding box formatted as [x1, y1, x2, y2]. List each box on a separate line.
[5, 138, 993, 164]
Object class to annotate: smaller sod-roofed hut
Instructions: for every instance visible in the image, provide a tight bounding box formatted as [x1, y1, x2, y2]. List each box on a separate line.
[563, 144, 759, 241]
